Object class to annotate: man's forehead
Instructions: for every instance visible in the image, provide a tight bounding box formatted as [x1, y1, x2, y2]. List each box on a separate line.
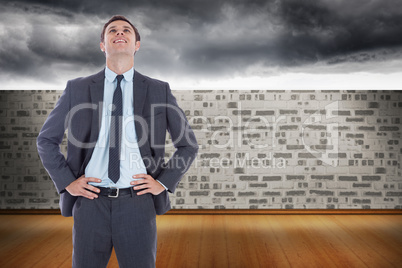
[107, 20, 134, 30]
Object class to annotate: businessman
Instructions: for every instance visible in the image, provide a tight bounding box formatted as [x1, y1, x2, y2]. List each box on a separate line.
[37, 15, 198, 267]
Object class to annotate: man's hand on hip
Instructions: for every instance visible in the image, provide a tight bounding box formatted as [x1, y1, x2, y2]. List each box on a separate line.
[131, 174, 165, 195]
[65, 174, 102, 199]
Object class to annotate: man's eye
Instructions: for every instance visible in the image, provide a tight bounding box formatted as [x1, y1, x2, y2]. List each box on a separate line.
[109, 29, 116, 32]
[124, 29, 130, 32]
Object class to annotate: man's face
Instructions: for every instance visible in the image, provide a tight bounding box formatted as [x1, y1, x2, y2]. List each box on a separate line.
[100, 20, 140, 57]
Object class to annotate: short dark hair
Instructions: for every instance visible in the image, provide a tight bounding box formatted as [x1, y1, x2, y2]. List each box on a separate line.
[101, 15, 140, 43]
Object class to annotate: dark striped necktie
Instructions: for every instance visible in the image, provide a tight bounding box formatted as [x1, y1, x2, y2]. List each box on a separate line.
[108, 75, 124, 183]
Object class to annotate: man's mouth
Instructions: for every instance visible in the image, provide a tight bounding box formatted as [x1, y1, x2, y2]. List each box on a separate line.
[113, 39, 127, 43]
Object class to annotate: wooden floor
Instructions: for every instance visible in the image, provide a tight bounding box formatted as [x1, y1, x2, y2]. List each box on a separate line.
[0, 215, 401, 267]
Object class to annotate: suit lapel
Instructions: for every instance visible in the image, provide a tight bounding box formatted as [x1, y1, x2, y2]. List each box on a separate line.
[133, 71, 155, 174]
[79, 69, 105, 175]
[133, 70, 150, 155]
[89, 69, 106, 139]
[133, 70, 147, 119]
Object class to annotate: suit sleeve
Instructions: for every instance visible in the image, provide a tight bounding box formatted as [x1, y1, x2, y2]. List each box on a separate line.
[37, 81, 76, 193]
[155, 83, 199, 193]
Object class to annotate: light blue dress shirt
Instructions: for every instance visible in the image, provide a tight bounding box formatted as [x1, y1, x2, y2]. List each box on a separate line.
[86, 66, 167, 190]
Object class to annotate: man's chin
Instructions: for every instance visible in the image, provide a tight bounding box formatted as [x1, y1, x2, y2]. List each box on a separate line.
[107, 50, 136, 57]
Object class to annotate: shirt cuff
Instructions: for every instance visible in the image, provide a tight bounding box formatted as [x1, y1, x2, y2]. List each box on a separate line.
[156, 179, 168, 191]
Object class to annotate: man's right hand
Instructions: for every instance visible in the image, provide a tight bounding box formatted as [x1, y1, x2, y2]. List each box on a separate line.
[65, 174, 102, 199]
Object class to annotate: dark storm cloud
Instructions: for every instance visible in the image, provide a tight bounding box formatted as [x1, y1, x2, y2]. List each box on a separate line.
[1, 0, 402, 87]
[27, 25, 103, 65]
[275, 0, 402, 62]
[175, 0, 402, 70]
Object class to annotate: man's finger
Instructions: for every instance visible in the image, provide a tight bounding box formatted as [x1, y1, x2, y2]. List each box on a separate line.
[85, 177, 102, 183]
[85, 191, 98, 199]
[84, 184, 100, 193]
[133, 183, 148, 190]
[81, 190, 97, 199]
[137, 189, 150, 195]
[132, 174, 151, 179]
[130, 179, 145, 185]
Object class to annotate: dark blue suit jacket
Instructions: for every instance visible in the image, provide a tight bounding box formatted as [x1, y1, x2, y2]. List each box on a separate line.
[37, 69, 198, 217]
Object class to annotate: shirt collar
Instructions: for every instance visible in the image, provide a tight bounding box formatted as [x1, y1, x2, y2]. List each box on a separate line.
[105, 66, 134, 83]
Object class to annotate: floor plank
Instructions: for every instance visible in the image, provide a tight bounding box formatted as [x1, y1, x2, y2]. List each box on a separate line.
[0, 215, 400, 268]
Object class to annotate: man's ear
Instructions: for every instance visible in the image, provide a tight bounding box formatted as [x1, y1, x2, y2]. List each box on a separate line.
[100, 42, 105, 52]
[135, 41, 140, 51]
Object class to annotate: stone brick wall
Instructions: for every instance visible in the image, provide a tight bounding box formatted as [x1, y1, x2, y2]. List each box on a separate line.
[0, 90, 401, 209]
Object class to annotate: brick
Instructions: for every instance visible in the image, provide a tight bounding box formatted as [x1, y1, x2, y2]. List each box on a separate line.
[238, 192, 256, 196]
[249, 199, 268, 204]
[18, 192, 37, 197]
[363, 191, 382, 197]
[362, 176, 381, 181]
[346, 117, 364, 122]
[346, 134, 364, 139]
[286, 190, 305, 196]
[339, 191, 358, 196]
[5, 199, 24, 204]
[273, 153, 292, 158]
[0, 133, 18, 138]
[249, 183, 267, 188]
[286, 175, 305, 180]
[233, 110, 251, 115]
[227, 102, 237, 108]
[386, 192, 402, 196]
[353, 183, 372, 188]
[304, 109, 327, 115]
[23, 176, 36, 182]
[279, 109, 298, 115]
[328, 153, 347, 158]
[335, 126, 351, 131]
[233, 168, 244, 174]
[355, 110, 375, 115]
[375, 168, 386, 174]
[262, 191, 281, 196]
[311, 175, 334, 180]
[189, 191, 209, 196]
[339, 176, 358, 181]
[286, 145, 304, 150]
[16, 110, 30, 117]
[303, 125, 327, 130]
[239, 176, 258, 181]
[255, 110, 274, 116]
[200, 153, 220, 159]
[298, 152, 321, 158]
[214, 192, 235, 197]
[352, 199, 371, 204]
[262, 176, 282, 181]
[279, 125, 298, 130]
[309, 190, 334, 196]
[357, 126, 376, 131]
[379, 126, 399, 131]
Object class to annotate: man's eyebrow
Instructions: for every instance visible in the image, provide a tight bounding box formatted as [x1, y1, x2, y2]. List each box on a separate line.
[108, 25, 133, 29]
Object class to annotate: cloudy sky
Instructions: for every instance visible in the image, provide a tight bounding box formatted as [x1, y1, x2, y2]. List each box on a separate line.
[1, 0, 402, 90]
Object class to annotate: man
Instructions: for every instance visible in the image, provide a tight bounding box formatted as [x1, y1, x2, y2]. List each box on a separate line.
[37, 15, 198, 267]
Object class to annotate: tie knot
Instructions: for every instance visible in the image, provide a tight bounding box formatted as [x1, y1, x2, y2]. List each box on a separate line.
[116, 75, 124, 84]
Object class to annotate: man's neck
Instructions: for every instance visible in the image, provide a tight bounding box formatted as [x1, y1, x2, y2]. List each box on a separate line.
[106, 55, 134, 75]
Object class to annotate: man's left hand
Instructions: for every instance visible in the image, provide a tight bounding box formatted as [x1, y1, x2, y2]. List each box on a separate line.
[131, 174, 165, 195]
